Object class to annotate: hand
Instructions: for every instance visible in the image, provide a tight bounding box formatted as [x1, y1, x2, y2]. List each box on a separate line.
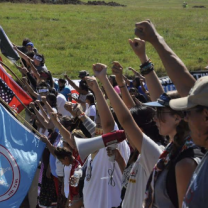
[128, 38, 148, 63]
[34, 100, 41, 106]
[13, 44, 18, 51]
[29, 102, 36, 109]
[111, 61, 124, 85]
[85, 76, 99, 92]
[21, 77, 27, 83]
[92, 63, 108, 80]
[134, 19, 160, 44]
[64, 74, 69, 80]
[64, 102, 73, 113]
[106, 148, 122, 163]
[49, 112, 59, 121]
[40, 135, 49, 144]
[72, 103, 83, 117]
[20, 67, 29, 75]
[41, 96, 47, 103]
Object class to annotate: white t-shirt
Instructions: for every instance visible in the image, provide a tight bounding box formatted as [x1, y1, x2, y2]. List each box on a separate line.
[57, 93, 72, 117]
[122, 134, 162, 208]
[83, 140, 130, 208]
[85, 104, 96, 121]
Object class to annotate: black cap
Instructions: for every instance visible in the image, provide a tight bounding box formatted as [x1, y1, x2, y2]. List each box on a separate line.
[78, 70, 89, 78]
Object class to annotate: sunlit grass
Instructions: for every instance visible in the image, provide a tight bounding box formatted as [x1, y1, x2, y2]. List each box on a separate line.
[0, 0, 208, 78]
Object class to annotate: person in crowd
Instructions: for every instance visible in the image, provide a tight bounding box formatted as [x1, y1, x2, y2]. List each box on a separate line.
[54, 78, 71, 101]
[128, 20, 204, 208]
[132, 19, 208, 208]
[25, 42, 37, 54]
[17, 38, 31, 54]
[129, 87, 147, 103]
[85, 94, 96, 121]
[71, 76, 130, 208]
[64, 72, 89, 110]
[109, 75, 121, 95]
[92, 61, 203, 208]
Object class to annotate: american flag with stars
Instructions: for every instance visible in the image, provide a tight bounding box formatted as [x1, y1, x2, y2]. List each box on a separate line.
[0, 77, 15, 104]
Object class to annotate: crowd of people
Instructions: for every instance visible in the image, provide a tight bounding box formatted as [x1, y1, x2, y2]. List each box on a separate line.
[10, 20, 208, 208]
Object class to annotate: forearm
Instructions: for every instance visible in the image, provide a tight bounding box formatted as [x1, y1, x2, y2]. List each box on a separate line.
[152, 36, 195, 97]
[119, 81, 136, 109]
[99, 76, 143, 152]
[38, 104, 48, 120]
[16, 48, 31, 64]
[93, 87, 114, 133]
[26, 72, 37, 89]
[30, 62, 41, 80]
[34, 108, 51, 129]
[51, 119, 74, 149]
[45, 141, 56, 157]
[24, 81, 38, 98]
[144, 71, 164, 101]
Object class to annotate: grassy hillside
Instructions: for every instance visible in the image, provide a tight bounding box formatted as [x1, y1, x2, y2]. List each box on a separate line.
[0, 0, 208, 78]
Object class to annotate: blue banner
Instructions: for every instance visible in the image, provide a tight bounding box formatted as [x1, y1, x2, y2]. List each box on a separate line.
[0, 104, 45, 208]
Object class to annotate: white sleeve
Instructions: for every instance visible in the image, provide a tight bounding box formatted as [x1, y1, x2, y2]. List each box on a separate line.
[139, 134, 163, 176]
[89, 105, 96, 117]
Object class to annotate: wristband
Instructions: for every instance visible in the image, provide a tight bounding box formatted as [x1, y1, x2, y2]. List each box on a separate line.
[119, 85, 126, 88]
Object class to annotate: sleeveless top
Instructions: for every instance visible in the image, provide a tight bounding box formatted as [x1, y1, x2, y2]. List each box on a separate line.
[152, 147, 203, 208]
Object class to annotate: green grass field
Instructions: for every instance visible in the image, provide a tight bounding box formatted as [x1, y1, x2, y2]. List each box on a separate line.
[0, 0, 208, 78]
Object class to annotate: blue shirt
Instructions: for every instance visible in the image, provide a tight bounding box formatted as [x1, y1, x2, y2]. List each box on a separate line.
[54, 82, 71, 100]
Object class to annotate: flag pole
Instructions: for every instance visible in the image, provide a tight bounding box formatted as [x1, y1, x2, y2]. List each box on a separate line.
[0, 60, 34, 115]
[0, 96, 43, 138]
[0, 61, 24, 86]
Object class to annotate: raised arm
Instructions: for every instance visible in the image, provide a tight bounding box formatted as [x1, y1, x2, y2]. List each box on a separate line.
[93, 64, 143, 153]
[35, 100, 48, 120]
[85, 76, 114, 133]
[129, 38, 164, 101]
[40, 135, 56, 157]
[49, 112, 75, 149]
[22, 77, 39, 99]
[134, 20, 195, 97]
[64, 75, 88, 95]
[28, 59, 41, 81]
[30, 102, 53, 130]
[111, 61, 136, 109]
[14, 46, 32, 66]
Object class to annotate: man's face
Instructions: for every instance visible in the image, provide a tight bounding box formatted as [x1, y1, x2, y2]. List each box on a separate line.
[58, 81, 65, 87]
[184, 107, 208, 148]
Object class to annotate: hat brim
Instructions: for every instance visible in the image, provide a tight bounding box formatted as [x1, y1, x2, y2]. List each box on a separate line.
[169, 96, 197, 110]
[143, 101, 165, 107]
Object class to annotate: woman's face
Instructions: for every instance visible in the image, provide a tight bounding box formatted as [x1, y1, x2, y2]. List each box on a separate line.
[154, 107, 180, 138]
[33, 58, 40, 66]
[85, 98, 90, 105]
[59, 156, 71, 166]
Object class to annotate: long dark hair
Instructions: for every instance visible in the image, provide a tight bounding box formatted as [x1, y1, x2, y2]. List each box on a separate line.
[157, 92, 190, 147]
[130, 105, 167, 146]
[54, 147, 72, 161]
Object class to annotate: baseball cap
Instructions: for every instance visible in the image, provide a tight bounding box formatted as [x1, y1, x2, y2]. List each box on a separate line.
[78, 70, 89, 78]
[26, 42, 34, 47]
[170, 76, 208, 110]
[143, 93, 171, 107]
